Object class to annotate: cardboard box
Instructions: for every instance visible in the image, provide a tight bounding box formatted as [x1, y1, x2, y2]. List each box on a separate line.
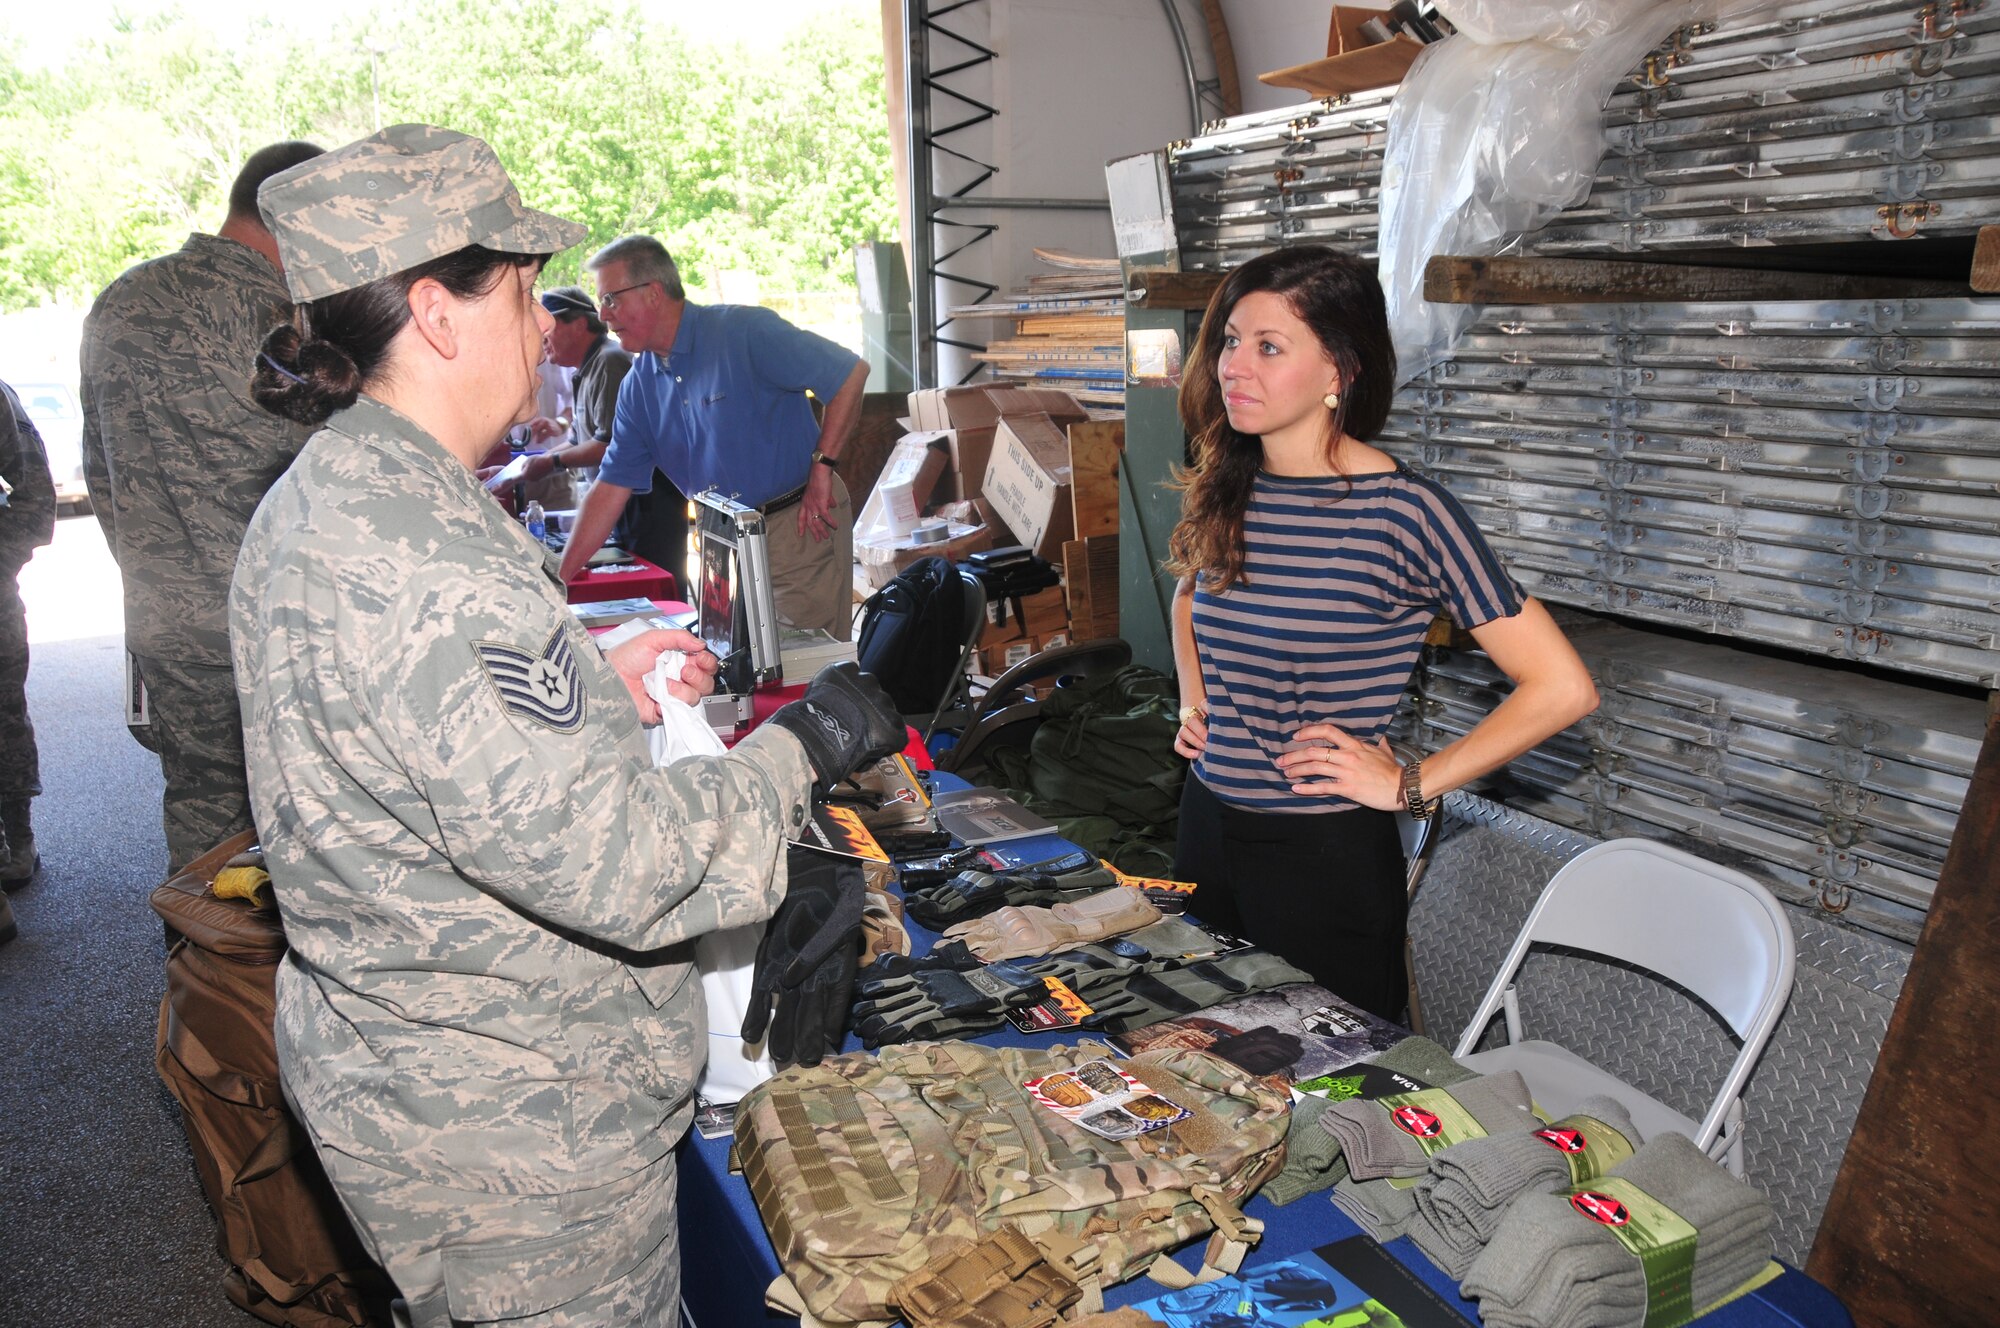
[856, 431, 952, 538]
[1258, 6, 1424, 98]
[977, 584, 1066, 651]
[907, 385, 1087, 501]
[971, 496, 1020, 551]
[854, 519, 995, 592]
[982, 413, 1077, 560]
[996, 638, 1040, 674]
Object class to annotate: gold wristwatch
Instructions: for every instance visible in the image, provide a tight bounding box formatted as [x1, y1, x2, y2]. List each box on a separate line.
[1178, 704, 1206, 726]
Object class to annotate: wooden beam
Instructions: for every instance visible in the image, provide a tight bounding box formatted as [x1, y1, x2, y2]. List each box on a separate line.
[1424, 254, 1973, 305]
[1127, 268, 1224, 310]
[1806, 706, 2000, 1327]
[1200, 0, 1242, 117]
[1973, 226, 2000, 293]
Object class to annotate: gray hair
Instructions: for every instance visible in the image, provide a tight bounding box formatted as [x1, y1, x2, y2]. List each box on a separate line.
[587, 235, 684, 301]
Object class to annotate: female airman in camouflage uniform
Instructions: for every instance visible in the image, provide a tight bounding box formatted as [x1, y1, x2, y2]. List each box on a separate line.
[234, 125, 897, 1328]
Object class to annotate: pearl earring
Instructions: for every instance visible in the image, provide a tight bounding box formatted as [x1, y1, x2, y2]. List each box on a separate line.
[1323, 391, 1341, 410]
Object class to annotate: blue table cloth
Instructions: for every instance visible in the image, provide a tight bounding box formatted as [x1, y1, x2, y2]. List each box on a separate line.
[677, 778, 1851, 1328]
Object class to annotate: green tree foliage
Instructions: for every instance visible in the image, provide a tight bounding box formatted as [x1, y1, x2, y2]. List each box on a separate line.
[0, 0, 894, 308]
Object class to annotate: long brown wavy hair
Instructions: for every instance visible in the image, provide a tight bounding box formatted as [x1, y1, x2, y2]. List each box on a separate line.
[1165, 246, 1396, 592]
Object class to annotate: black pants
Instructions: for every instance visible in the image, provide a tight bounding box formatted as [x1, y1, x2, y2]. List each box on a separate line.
[1173, 775, 1409, 1021]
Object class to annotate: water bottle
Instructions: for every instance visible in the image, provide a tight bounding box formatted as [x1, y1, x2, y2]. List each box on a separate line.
[524, 500, 546, 546]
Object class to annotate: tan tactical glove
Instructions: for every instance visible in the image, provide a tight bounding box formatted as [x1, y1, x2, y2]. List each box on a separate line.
[940, 886, 1162, 962]
[860, 858, 912, 965]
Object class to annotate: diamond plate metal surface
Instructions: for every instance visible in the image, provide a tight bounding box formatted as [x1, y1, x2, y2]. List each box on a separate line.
[1410, 792, 1911, 1265]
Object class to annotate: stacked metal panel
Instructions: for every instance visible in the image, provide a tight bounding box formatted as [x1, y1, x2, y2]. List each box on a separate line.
[1376, 297, 2000, 687]
[1534, 0, 2000, 253]
[1389, 618, 1983, 941]
[1161, 0, 2000, 269]
[1165, 87, 1394, 270]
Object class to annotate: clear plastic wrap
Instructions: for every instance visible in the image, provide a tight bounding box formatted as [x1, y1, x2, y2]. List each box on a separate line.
[1378, 0, 1780, 383]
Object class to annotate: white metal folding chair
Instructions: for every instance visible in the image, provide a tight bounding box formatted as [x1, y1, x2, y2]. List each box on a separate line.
[1452, 838, 1796, 1176]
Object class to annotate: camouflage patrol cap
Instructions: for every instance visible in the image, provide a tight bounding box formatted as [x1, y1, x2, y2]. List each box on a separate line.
[257, 123, 587, 302]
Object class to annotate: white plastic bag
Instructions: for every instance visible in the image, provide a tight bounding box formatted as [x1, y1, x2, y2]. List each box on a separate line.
[643, 650, 727, 764]
[1378, 0, 1783, 382]
[642, 650, 776, 1103]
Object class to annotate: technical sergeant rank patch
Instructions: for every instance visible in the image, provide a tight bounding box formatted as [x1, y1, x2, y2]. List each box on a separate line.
[475, 624, 586, 733]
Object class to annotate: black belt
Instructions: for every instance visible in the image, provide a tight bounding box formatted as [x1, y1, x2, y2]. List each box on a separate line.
[760, 483, 807, 516]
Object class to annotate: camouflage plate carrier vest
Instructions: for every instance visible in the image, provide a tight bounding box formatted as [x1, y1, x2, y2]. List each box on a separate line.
[732, 1039, 1291, 1326]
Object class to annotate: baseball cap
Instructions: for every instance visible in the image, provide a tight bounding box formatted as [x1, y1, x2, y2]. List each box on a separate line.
[540, 287, 599, 319]
[257, 123, 587, 302]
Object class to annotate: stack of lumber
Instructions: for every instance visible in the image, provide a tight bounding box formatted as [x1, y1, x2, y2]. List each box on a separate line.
[960, 249, 1126, 410]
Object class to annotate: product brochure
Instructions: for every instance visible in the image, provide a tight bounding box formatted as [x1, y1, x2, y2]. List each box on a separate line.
[1128, 1238, 1469, 1327]
[1109, 983, 1411, 1086]
[569, 596, 665, 628]
[930, 787, 1058, 845]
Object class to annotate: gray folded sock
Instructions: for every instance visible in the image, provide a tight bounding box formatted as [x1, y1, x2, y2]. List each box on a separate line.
[1433, 1096, 1641, 1212]
[1463, 1132, 1774, 1326]
[1321, 1069, 1539, 1180]
[1465, 1192, 1769, 1313]
[1331, 1173, 1420, 1242]
[1406, 1207, 1483, 1279]
[1263, 1035, 1479, 1206]
[1409, 1095, 1645, 1274]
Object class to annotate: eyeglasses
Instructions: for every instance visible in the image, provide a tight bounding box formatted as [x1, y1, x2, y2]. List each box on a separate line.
[597, 280, 658, 311]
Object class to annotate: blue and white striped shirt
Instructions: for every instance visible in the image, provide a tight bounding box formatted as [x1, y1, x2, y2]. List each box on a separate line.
[1192, 463, 1522, 811]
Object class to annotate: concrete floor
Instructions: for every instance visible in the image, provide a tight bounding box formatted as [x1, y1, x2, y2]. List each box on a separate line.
[1, 514, 246, 1326]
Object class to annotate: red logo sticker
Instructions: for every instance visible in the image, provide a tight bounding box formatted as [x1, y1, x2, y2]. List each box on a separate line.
[1391, 1105, 1443, 1138]
[1536, 1127, 1588, 1154]
[1570, 1191, 1630, 1226]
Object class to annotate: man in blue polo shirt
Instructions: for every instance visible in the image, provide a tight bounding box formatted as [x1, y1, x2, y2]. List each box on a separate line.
[556, 235, 869, 640]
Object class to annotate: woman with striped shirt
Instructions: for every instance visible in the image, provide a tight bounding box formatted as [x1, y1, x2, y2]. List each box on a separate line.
[1167, 246, 1597, 1019]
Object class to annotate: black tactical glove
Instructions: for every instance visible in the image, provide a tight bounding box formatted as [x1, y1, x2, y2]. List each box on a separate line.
[1074, 948, 1314, 1033]
[849, 953, 1050, 1047]
[766, 662, 906, 788]
[848, 943, 1153, 1048]
[903, 861, 1119, 931]
[742, 847, 865, 1067]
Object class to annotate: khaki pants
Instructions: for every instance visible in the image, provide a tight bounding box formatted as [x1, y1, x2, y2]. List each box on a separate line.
[764, 473, 853, 642]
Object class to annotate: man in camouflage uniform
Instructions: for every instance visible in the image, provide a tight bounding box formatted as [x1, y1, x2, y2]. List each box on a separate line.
[0, 379, 57, 929]
[80, 139, 325, 872]
[236, 125, 897, 1327]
